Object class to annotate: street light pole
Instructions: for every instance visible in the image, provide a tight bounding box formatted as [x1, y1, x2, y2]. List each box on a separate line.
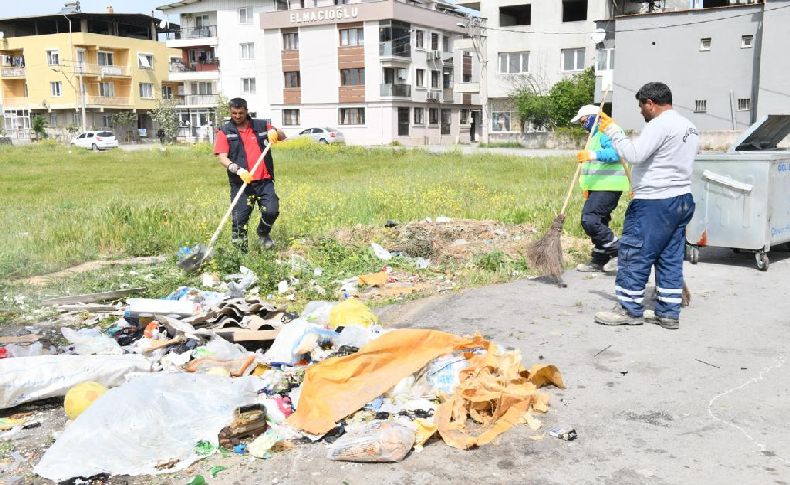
[459, 16, 489, 145]
[63, 14, 87, 131]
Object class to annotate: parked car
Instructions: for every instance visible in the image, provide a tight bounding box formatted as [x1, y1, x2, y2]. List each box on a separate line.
[70, 131, 119, 151]
[297, 127, 345, 144]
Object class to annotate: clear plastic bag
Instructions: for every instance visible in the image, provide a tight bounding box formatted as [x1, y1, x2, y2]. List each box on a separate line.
[326, 421, 415, 462]
[61, 328, 122, 355]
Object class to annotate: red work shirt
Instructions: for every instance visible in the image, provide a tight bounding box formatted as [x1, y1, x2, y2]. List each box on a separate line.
[214, 121, 272, 180]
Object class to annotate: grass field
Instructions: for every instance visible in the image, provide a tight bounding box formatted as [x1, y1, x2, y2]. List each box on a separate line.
[0, 140, 626, 320]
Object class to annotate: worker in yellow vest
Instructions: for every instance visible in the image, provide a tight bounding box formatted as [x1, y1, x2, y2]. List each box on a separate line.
[571, 104, 631, 273]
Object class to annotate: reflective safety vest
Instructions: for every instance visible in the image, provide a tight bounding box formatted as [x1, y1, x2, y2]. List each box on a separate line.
[579, 130, 630, 192]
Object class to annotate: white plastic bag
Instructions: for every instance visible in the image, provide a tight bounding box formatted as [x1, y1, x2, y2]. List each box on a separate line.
[262, 318, 320, 365]
[300, 301, 336, 325]
[34, 374, 260, 481]
[204, 335, 249, 361]
[327, 421, 415, 462]
[0, 354, 151, 409]
[371, 243, 393, 260]
[61, 327, 122, 355]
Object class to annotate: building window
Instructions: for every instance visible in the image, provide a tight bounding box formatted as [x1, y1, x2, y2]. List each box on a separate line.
[275, 0, 288, 10]
[46, 50, 60, 65]
[242, 77, 256, 94]
[139, 83, 154, 99]
[339, 107, 365, 125]
[284, 71, 301, 88]
[415, 30, 424, 49]
[238, 7, 252, 24]
[341, 68, 365, 86]
[429, 108, 439, 125]
[431, 70, 440, 88]
[283, 32, 299, 51]
[192, 81, 213, 95]
[50, 81, 62, 96]
[700, 37, 711, 51]
[440, 109, 451, 134]
[737, 98, 751, 111]
[597, 48, 614, 71]
[500, 4, 531, 26]
[240, 42, 255, 59]
[339, 27, 364, 46]
[492, 111, 512, 132]
[101, 114, 113, 128]
[460, 109, 469, 124]
[138, 53, 154, 69]
[414, 107, 424, 125]
[431, 33, 439, 51]
[49, 113, 58, 127]
[463, 73, 472, 82]
[283, 109, 300, 126]
[416, 68, 425, 87]
[694, 100, 707, 113]
[498, 52, 529, 74]
[741, 35, 753, 48]
[98, 51, 114, 66]
[162, 85, 173, 99]
[442, 36, 450, 52]
[100, 82, 115, 97]
[562, 0, 587, 22]
[561, 47, 585, 71]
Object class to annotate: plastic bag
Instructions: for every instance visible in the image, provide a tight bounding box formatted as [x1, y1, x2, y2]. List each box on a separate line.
[61, 328, 122, 355]
[426, 354, 470, 395]
[327, 299, 378, 329]
[34, 374, 260, 481]
[226, 266, 258, 298]
[3, 341, 46, 357]
[262, 319, 321, 365]
[326, 421, 415, 462]
[0, 354, 151, 409]
[203, 336, 249, 361]
[370, 243, 392, 260]
[300, 301, 336, 325]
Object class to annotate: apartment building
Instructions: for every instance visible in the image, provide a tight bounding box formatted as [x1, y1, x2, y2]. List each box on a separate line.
[454, 0, 612, 138]
[0, 7, 178, 139]
[259, 0, 481, 145]
[159, 0, 270, 141]
[611, 0, 790, 132]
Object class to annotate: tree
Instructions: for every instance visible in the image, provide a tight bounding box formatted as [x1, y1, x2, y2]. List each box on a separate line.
[110, 111, 138, 143]
[31, 115, 48, 140]
[150, 99, 180, 144]
[511, 74, 551, 131]
[216, 94, 230, 124]
[511, 67, 595, 130]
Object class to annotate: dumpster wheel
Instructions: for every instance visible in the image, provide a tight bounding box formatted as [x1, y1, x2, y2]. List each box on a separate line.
[686, 244, 700, 264]
[756, 251, 769, 271]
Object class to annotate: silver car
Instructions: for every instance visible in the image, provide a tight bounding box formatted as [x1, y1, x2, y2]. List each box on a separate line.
[297, 127, 345, 144]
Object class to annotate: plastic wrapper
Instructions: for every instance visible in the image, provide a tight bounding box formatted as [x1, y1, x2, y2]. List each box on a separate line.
[300, 301, 336, 325]
[61, 328, 122, 355]
[326, 421, 415, 462]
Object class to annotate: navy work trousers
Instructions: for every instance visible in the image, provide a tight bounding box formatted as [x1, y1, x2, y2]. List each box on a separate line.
[581, 190, 622, 265]
[615, 193, 695, 319]
[230, 179, 279, 244]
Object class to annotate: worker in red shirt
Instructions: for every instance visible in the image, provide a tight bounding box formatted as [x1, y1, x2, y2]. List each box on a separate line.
[214, 97, 287, 251]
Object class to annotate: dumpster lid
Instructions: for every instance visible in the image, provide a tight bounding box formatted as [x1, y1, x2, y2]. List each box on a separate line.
[729, 114, 790, 152]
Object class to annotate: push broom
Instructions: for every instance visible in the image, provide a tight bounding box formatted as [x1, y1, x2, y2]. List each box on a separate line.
[526, 92, 610, 284]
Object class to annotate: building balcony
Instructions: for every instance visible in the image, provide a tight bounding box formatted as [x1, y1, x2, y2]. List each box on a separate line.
[381, 83, 411, 97]
[425, 50, 442, 62]
[169, 60, 219, 73]
[0, 67, 26, 77]
[1, 97, 29, 107]
[165, 26, 218, 48]
[176, 94, 219, 106]
[454, 82, 479, 93]
[87, 96, 130, 106]
[168, 61, 220, 82]
[379, 42, 411, 58]
[76, 64, 130, 77]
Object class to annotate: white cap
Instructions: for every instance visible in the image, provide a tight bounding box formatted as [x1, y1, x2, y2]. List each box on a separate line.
[571, 104, 600, 124]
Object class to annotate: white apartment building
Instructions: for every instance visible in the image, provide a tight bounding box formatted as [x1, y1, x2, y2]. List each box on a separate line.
[259, 0, 481, 145]
[455, 0, 613, 138]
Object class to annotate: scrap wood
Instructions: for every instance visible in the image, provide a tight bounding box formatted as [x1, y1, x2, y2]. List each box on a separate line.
[210, 329, 280, 343]
[42, 288, 146, 306]
[143, 335, 188, 353]
[184, 355, 255, 377]
[435, 343, 565, 450]
[56, 304, 119, 313]
[287, 329, 484, 435]
[0, 334, 41, 345]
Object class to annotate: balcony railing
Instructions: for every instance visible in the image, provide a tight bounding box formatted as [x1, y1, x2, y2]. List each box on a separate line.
[1, 97, 29, 107]
[168, 25, 217, 40]
[176, 94, 219, 106]
[379, 42, 411, 58]
[169, 60, 219, 73]
[380, 84, 411, 97]
[76, 64, 129, 76]
[1, 67, 25, 77]
[87, 96, 130, 106]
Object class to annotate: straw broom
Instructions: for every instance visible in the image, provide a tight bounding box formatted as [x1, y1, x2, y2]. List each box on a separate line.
[526, 92, 610, 284]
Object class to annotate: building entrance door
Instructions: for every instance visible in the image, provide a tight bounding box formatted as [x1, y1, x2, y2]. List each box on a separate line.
[397, 107, 409, 137]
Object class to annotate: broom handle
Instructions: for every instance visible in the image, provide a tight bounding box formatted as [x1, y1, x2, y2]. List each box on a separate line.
[559, 91, 610, 216]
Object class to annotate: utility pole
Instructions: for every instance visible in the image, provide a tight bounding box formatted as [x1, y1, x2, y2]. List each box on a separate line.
[63, 14, 87, 131]
[459, 16, 489, 145]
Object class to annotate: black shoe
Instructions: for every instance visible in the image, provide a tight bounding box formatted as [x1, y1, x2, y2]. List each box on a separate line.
[259, 235, 274, 250]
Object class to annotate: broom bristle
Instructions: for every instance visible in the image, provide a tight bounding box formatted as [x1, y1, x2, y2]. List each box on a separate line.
[526, 214, 567, 278]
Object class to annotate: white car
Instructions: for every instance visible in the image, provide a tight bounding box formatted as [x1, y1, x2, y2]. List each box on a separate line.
[71, 131, 119, 151]
[297, 127, 345, 144]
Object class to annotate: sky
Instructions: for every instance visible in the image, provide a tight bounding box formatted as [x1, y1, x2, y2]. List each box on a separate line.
[3, 0, 170, 19]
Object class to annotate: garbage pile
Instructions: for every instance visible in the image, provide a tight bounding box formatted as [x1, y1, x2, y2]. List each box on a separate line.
[0, 265, 565, 483]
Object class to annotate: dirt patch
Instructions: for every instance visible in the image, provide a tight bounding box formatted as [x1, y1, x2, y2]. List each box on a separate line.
[19, 256, 166, 287]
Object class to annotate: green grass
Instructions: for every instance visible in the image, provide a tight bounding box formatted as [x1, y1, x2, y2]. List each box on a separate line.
[478, 141, 523, 148]
[0, 140, 625, 280]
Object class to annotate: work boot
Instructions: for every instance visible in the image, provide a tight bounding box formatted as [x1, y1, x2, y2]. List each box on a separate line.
[594, 305, 643, 326]
[646, 314, 680, 330]
[259, 235, 275, 250]
[576, 261, 604, 272]
[603, 258, 618, 273]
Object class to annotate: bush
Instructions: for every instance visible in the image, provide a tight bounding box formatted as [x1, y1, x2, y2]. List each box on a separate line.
[512, 67, 595, 130]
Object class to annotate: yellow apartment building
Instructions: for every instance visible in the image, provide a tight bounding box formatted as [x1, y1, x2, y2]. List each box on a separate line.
[0, 9, 180, 140]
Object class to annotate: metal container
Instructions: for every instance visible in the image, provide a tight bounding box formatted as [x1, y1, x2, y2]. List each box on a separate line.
[686, 115, 790, 270]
